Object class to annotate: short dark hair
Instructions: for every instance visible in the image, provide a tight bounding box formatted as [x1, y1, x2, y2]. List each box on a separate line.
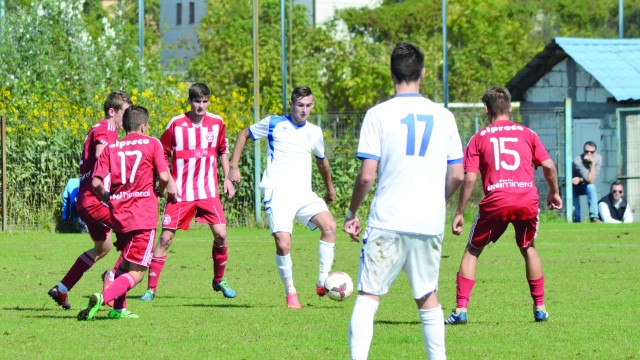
[123, 105, 149, 133]
[290, 85, 313, 104]
[103, 91, 132, 117]
[610, 180, 624, 190]
[390, 42, 424, 84]
[584, 141, 597, 150]
[189, 83, 211, 101]
[481, 87, 511, 118]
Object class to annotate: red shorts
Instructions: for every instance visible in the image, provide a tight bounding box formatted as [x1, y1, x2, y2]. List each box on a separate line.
[467, 214, 539, 249]
[161, 198, 226, 230]
[76, 198, 112, 242]
[115, 229, 156, 267]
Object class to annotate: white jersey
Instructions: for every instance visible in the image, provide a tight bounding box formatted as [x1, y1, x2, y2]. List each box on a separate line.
[249, 115, 325, 192]
[357, 94, 463, 235]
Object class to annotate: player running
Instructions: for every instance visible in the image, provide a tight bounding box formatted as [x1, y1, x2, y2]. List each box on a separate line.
[48, 91, 131, 310]
[445, 86, 562, 325]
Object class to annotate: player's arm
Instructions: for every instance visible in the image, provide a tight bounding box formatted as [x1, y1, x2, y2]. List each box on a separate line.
[452, 171, 477, 236]
[541, 159, 562, 210]
[156, 170, 176, 196]
[598, 202, 618, 223]
[91, 176, 109, 203]
[315, 157, 336, 203]
[343, 159, 378, 242]
[445, 163, 464, 201]
[220, 153, 235, 200]
[95, 143, 106, 160]
[228, 128, 251, 183]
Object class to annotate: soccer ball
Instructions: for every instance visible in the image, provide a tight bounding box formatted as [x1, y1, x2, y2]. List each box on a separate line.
[324, 272, 353, 301]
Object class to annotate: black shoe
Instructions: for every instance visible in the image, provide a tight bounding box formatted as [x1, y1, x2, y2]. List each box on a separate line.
[590, 217, 602, 223]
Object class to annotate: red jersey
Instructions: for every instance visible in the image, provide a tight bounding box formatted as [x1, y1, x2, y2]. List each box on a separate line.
[93, 133, 168, 233]
[464, 120, 550, 220]
[77, 119, 118, 207]
[160, 112, 228, 202]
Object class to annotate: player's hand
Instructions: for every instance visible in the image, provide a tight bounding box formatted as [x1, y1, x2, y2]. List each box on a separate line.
[166, 179, 179, 203]
[224, 178, 236, 200]
[547, 192, 563, 210]
[343, 217, 362, 242]
[572, 176, 580, 185]
[325, 186, 337, 203]
[452, 214, 464, 236]
[228, 166, 241, 183]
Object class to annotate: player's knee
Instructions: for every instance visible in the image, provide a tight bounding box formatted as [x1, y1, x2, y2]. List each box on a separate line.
[320, 219, 337, 239]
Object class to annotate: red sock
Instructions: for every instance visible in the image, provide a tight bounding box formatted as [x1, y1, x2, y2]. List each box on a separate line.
[112, 267, 127, 309]
[147, 255, 166, 291]
[102, 273, 137, 305]
[528, 275, 545, 306]
[456, 272, 475, 309]
[212, 244, 228, 283]
[60, 251, 95, 291]
[111, 253, 124, 276]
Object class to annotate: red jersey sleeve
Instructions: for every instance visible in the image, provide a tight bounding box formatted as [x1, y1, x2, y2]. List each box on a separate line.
[217, 123, 228, 156]
[463, 135, 481, 173]
[152, 138, 169, 173]
[93, 145, 112, 180]
[530, 130, 550, 168]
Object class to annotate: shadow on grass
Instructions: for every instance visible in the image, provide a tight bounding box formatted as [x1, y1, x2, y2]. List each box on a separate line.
[3, 306, 54, 312]
[166, 303, 253, 309]
[375, 320, 420, 325]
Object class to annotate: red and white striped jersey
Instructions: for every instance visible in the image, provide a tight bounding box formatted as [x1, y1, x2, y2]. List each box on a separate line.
[161, 112, 228, 202]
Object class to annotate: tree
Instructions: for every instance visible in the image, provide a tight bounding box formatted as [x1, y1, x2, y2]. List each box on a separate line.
[190, 0, 336, 115]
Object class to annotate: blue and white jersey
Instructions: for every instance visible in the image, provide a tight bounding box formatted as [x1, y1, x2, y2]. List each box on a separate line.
[249, 115, 325, 192]
[357, 94, 463, 235]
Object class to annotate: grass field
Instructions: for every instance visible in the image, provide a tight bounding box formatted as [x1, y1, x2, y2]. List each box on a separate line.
[1, 222, 639, 359]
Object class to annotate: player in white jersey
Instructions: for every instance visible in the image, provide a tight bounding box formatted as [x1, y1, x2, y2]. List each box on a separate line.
[228, 86, 338, 309]
[343, 42, 464, 360]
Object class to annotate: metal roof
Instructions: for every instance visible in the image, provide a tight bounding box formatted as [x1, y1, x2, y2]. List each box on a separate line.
[506, 37, 640, 102]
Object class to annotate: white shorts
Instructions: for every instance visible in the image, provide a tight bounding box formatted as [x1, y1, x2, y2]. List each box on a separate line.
[357, 227, 443, 299]
[263, 188, 329, 234]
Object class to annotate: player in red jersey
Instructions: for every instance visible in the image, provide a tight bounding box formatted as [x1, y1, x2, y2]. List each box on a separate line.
[77, 105, 177, 320]
[445, 87, 562, 324]
[48, 91, 131, 310]
[139, 83, 237, 301]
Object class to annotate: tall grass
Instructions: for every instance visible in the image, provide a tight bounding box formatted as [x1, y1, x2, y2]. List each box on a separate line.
[0, 222, 638, 359]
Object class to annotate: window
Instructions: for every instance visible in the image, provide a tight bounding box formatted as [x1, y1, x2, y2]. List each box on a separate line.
[176, 3, 182, 26]
[189, 2, 195, 24]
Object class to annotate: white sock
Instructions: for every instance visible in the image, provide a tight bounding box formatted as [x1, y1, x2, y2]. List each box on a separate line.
[56, 282, 68, 293]
[349, 295, 379, 360]
[419, 305, 446, 360]
[317, 240, 335, 286]
[275, 253, 296, 295]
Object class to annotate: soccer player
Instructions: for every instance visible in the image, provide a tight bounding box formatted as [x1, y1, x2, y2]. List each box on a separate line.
[48, 91, 131, 310]
[139, 83, 236, 301]
[228, 85, 338, 309]
[77, 105, 176, 320]
[445, 86, 563, 325]
[343, 42, 464, 360]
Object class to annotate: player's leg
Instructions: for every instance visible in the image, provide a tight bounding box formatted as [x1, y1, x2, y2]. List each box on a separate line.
[141, 229, 174, 300]
[49, 206, 112, 310]
[273, 231, 300, 308]
[515, 217, 548, 321]
[195, 198, 235, 298]
[446, 215, 507, 325]
[210, 223, 236, 298]
[404, 233, 446, 359]
[350, 227, 402, 359]
[308, 211, 336, 296]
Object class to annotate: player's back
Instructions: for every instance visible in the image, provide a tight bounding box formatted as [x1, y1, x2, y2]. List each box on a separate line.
[78, 119, 117, 202]
[466, 120, 550, 220]
[102, 133, 167, 233]
[359, 95, 462, 235]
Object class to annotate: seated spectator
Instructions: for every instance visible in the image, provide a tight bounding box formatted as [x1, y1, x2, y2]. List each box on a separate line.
[59, 177, 87, 233]
[598, 181, 633, 223]
[572, 141, 601, 223]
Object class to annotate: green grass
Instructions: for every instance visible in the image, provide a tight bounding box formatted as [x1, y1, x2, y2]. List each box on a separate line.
[1, 223, 639, 359]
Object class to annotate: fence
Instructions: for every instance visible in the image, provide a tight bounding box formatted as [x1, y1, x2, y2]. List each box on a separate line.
[2, 104, 574, 231]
